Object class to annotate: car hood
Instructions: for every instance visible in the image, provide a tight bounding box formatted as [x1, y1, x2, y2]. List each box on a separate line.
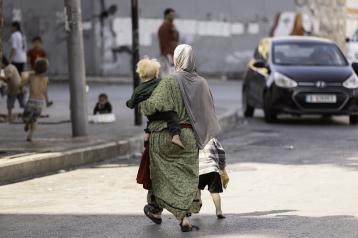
[273, 65, 352, 82]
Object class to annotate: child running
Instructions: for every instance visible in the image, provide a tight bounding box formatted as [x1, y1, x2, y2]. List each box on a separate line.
[22, 58, 49, 142]
[199, 138, 229, 219]
[126, 56, 184, 148]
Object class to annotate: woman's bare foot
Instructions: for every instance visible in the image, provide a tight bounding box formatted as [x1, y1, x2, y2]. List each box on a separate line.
[180, 216, 192, 232]
[172, 135, 185, 149]
[180, 216, 199, 232]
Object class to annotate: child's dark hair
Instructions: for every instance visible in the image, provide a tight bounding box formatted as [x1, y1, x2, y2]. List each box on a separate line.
[32, 36, 42, 43]
[99, 93, 108, 99]
[2, 57, 9, 67]
[34, 58, 49, 74]
[164, 8, 175, 17]
[11, 21, 21, 32]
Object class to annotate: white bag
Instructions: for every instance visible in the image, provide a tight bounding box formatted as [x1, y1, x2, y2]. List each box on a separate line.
[88, 113, 116, 124]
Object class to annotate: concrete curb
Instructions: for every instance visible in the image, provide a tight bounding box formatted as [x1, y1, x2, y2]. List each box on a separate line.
[0, 109, 242, 185]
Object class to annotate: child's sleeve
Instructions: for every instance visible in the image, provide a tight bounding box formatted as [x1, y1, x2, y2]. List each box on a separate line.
[93, 103, 99, 115]
[107, 103, 113, 113]
[214, 139, 226, 170]
[126, 91, 139, 109]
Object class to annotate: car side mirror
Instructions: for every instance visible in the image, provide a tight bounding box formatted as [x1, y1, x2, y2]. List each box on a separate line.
[352, 63, 358, 75]
[253, 60, 266, 68]
[346, 37, 351, 43]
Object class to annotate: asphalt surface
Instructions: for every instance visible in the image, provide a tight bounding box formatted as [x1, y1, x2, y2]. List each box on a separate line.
[0, 80, 240, 156]
[1, 97, 358, 237]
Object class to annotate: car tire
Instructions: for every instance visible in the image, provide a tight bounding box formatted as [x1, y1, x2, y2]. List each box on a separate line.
[263, 92, 277, 123]
[349, 115, 358, 125]
[243, 88, 255, 117]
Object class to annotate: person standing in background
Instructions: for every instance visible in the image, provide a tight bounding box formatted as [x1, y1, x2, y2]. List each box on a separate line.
[158, 8, 179, 76]
[9, 21, 27, 110]
[9, 21, 27, 75]
[27, 36, 47, 70]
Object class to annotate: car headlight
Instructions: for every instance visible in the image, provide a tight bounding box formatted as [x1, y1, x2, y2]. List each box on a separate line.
[273, 72, 298, 88]
[343, 74, 358, 89]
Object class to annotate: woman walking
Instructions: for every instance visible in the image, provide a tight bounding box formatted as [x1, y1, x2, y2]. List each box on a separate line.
[140, 44, 220, 232]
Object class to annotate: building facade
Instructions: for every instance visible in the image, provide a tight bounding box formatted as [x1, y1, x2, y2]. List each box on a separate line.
[3, 0, 300, 77]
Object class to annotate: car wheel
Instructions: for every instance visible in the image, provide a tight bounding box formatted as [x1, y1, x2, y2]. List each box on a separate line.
[243, 88, 255, 117]
[263, 92, 277, 123]
[349, 115, 358, 125]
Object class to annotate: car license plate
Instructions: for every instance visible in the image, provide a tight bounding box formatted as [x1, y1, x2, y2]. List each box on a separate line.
[305, 94, 337, 103]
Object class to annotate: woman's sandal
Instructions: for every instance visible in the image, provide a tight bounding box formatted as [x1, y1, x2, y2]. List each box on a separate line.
[217, 214, 226, 219]
[144, 205, 162, 225]
[179, 222, 200, 232]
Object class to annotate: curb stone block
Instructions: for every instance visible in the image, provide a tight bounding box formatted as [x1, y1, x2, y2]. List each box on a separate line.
[0, 109, 242, 184]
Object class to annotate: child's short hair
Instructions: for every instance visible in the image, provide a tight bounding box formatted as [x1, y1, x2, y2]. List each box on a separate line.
[32, 36, 43, 43]
[2, 57, 9, 67]
[34, 58, 49, 74]
[99, 93, 108, 100]
[136, 56, 161, 81]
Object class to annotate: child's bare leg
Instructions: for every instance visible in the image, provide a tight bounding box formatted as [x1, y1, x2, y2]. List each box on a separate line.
[26, 122, 36, 142]
[210, 193, 225, 219]
[172, 134, 185, 149]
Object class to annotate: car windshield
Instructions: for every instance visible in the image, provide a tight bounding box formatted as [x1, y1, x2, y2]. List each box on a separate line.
[273, 42, 348, 66]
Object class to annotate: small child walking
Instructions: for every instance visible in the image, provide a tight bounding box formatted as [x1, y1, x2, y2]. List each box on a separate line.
[27, 36, 53, 107]
[199, 138, 229, 219]
[93, 93, 112, 115]
[22, 58, 49, 142]
[126, 56, 184, 148]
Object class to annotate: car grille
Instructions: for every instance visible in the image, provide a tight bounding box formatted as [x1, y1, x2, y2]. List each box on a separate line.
[297, 82, 342, 87]
[293, 92, 348, 110]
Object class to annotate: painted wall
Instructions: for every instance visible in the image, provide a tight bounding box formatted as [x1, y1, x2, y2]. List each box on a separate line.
[2, 0, 96, 75]
[3, 0, 296, 78]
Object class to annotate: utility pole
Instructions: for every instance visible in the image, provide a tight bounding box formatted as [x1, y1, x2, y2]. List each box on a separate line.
[0, 0, 3, 63]
[131, 0, 142, 125]
[64, 0, 88, 137]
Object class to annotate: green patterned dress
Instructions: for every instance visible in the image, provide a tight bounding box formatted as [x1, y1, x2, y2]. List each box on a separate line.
[140, 75, 202, 221]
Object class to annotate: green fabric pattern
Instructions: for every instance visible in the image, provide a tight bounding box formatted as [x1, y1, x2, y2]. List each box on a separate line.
[140, 75, 202, 221]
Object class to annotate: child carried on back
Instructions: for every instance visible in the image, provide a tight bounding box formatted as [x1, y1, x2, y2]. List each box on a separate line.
[126, 56, 184, 148]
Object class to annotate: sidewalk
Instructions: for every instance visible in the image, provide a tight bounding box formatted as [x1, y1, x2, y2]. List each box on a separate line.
[0, 79, 242, 184]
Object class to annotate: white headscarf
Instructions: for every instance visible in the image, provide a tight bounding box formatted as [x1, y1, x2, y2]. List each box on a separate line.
[173, 44, 196, 73]
[172, 44, 220, 149]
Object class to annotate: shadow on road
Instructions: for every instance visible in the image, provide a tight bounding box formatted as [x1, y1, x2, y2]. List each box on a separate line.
[1, 212, 357, 238]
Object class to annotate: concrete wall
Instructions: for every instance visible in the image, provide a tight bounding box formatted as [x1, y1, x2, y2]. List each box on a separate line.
[296, 0, 347, 50]
[3, 0, 296, 78]
[3, 0, 96, 75]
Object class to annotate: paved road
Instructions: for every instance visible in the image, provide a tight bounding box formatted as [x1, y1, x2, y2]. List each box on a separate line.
[0, 79, 241, 155]
[1, 106, 358, 237]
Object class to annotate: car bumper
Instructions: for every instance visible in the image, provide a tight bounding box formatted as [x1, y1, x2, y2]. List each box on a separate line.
[269, 85, 358, 115]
